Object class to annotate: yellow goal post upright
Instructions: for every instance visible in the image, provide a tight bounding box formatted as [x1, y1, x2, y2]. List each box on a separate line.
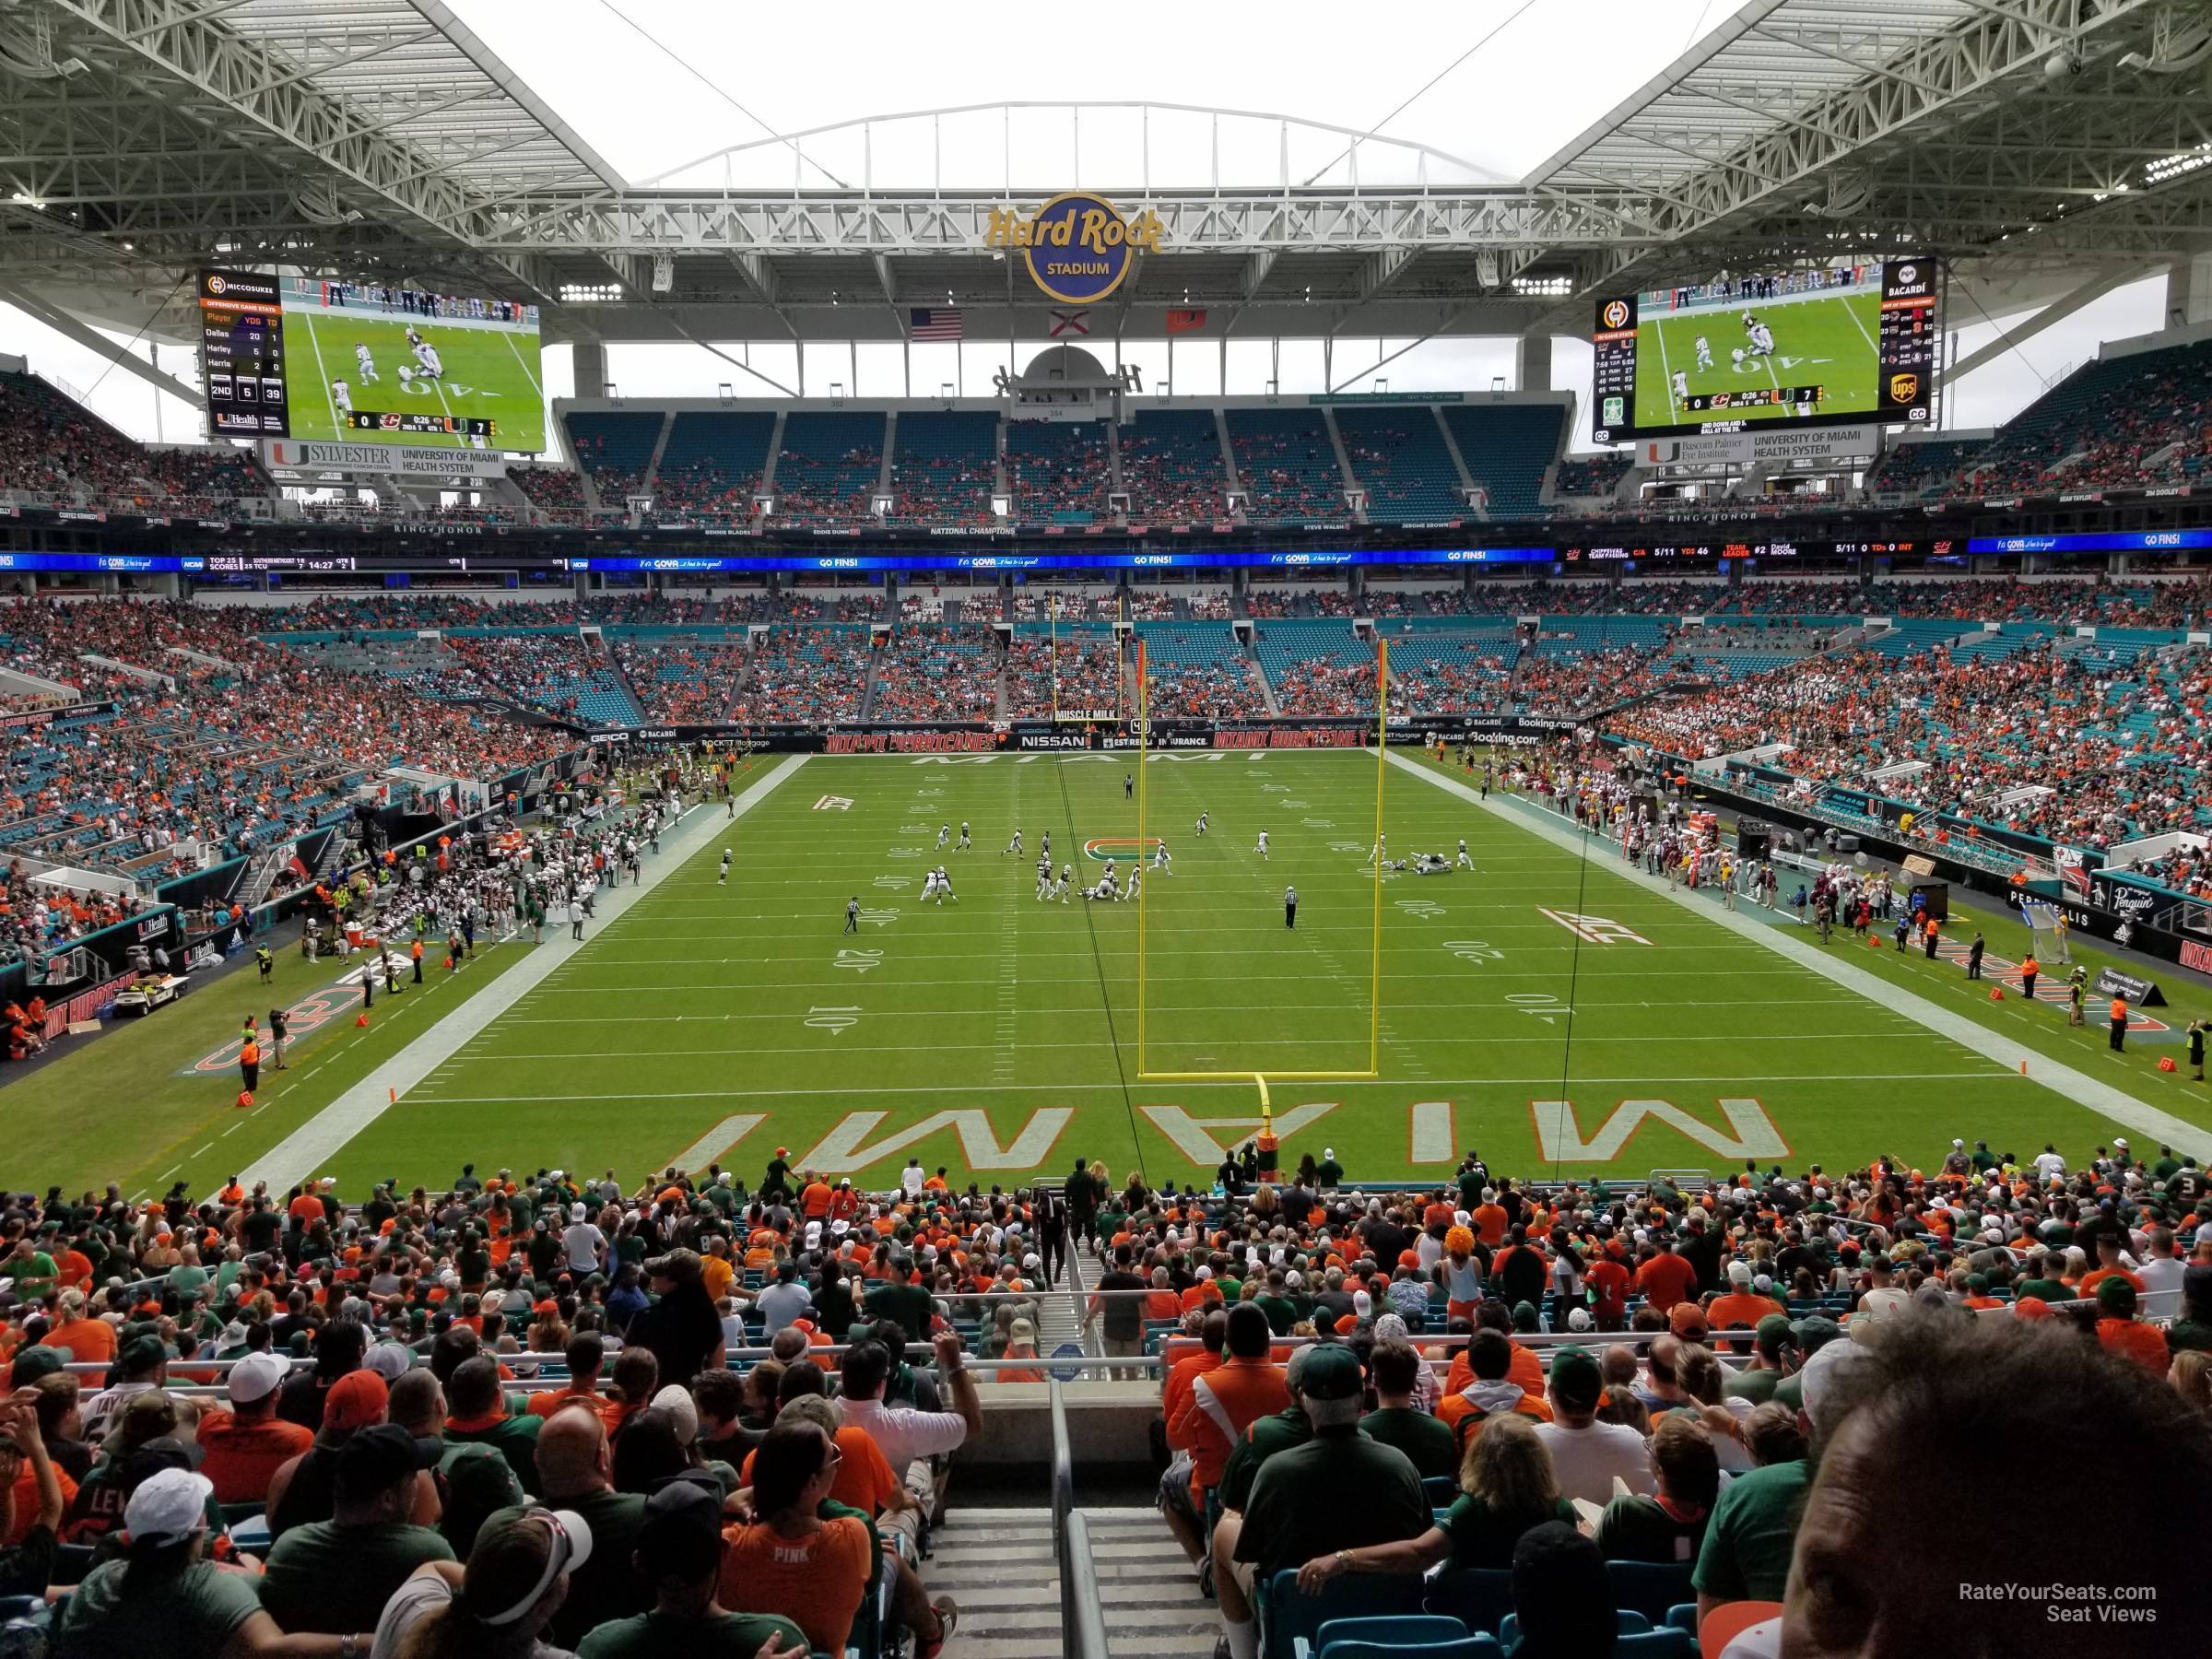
[1134, 636, 1387, 1130]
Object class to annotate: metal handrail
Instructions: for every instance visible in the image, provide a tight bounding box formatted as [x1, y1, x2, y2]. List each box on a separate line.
[1049, 1378, 1112, 1659]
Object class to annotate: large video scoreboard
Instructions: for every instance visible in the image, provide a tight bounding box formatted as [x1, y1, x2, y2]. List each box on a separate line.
[198, 270, 290, 438]
[1591, 258, 1938, 443]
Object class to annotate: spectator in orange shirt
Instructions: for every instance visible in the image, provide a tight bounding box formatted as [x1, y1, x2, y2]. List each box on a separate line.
[36, 1290, 115, 1367]
[799, 1177, 834, 1220]
[1436, 1331, 1553, 1452]
[526, 1335, 610, 1421]
[195, 1349, 312, 1505]
[2096, 1279, 2169, 1374]
[1159, 1309, 1228, 1566]
[1705, 1262, 1786, 1335]
[1634, 1241, 1698, 1313]
[1470, 1192, 1510, 1250]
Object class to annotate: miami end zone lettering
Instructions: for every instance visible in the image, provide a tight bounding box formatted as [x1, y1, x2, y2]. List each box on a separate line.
[828, 731, 995, 755]
[1212, 727, 1363, 749]
[1532, 1098, 1788, 1163]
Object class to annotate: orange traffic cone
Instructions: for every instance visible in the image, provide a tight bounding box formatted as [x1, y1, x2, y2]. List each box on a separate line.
[356, 1012, 370, 1028]
[2159, 1056, 2178, 1074]
[236, 1090, 253, 1109]
[1989, 986, 2005, 1001]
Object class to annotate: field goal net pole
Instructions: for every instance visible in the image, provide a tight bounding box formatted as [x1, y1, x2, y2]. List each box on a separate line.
[2020, 901, 2071, 965]
[1133, 638, 1385, 1123]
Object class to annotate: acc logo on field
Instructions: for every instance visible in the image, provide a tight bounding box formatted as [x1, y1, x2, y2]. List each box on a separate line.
[988, 193, 1164, 305]
[1888, 371, 1920, 403]
[1601, 300, 1630, 331]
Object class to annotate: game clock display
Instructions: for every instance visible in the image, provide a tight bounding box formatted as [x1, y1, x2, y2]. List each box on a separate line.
[347, 411, 497, 439]
[1590, 257, 1937, 442]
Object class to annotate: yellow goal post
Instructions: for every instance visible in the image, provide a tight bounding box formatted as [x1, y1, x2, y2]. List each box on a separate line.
[1133, 634, 1387, 1092]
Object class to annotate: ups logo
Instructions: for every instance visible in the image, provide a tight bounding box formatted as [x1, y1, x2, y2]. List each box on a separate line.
[1888, 371, 1920, 403]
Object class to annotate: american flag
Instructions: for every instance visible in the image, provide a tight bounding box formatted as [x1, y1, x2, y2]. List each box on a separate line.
[910, 308, 963, 340]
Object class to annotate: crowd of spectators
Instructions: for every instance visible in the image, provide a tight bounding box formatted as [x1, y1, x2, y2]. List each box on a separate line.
[731, 629, 871, 724]
[1004, 634, 1124, 718]
[1119, 413, 1229, 524]
[1965, 338, 2212, 499]
[1101, 1133, 2210, 1657]
[869, 627, 1001, 723]
[609, 638, 751, 725]
[507, 467, 592, 524]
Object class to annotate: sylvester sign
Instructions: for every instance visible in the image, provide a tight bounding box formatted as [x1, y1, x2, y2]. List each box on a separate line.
[988, 193, 1165, 304]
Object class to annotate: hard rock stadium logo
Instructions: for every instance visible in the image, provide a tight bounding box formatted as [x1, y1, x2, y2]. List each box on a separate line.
[987, 193, 1166, 305]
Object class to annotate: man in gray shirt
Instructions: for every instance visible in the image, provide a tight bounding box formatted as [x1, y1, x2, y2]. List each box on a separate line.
[753, 1264, 815, 1334]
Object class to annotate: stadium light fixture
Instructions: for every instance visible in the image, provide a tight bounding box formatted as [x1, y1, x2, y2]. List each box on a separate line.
[1511, 275, 1571, 297]
[559, 282, 624, 303]
[2145, 141, 2212, 186]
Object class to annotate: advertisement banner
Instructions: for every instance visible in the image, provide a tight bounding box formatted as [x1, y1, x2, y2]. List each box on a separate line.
[261, 440, 508, 480]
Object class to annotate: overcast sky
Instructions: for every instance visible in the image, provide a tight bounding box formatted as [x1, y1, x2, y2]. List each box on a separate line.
[0, 0, 2185, 450]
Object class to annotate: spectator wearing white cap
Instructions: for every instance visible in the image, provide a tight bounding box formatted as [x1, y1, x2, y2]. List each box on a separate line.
[373, 1507, 594, 1659]
[562, 1205, 606, 1276]
[197, 1349, 312, 1506]
[53, 1464, 353, 1655]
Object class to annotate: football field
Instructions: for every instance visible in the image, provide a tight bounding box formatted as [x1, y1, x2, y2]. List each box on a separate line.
[283, 310, 547, 452]
[18, 748, 2212, 1202]
[1633, 289, 1884, 430]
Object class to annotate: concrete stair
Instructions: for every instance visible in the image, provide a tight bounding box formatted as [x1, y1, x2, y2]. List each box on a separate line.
[934, 1505, 1216, 1659]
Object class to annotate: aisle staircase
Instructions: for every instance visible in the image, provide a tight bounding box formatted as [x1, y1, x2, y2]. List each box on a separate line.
[935, 1505, 1215, 1659]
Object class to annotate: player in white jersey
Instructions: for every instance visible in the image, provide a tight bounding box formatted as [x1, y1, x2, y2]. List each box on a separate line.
[936, 865, 958, 903]
[354, 343, 378, 382]
[1151, 840, 1171, 874]
[331, 379, 352, 414]
[1001, 829, 1021, 856]
[1085, 864, 1118, 902]
[413, 341, 443, 379]
[1670, 370, 1688, 402]
[1694, 335, 1713, 370]
[1053, 864, 1072, 903]
[1751, 323, 1775, 356]
[1253, 830, 1269, 860]
[1456, 837, 1474, 871]
[1194, 810, 1209, 836]
[1367, 833, 1387, 866]
[717, 850, 731, 887]
[921, 868, 940, 901]
[935, 824, 950, 850]
[1035, 854, 1052, 900]
[958, 821, 971, 851]
[1123, 865, 1142, 902]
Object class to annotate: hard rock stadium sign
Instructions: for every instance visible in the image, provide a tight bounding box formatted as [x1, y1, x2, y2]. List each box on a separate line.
[985, 193, 1167, 304]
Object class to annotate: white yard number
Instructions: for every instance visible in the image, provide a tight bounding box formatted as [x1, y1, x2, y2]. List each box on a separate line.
[1507, 992, 1571, 1026]
[858, 908, 899, 926]
[886, 847, 922, 859]
[1259, 783, 1290, 794]
[1394, 899, 1445, 920]
[1441, 939, 1505, 966]
[806, 1005, 861, 1034]
[873, 876, 914, 890]
[832, 949, 882, 974]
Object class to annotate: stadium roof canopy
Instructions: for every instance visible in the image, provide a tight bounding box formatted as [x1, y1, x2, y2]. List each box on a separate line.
[0, 0, 2208, 371]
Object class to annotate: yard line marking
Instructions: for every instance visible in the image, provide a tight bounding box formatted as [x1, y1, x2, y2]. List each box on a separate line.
[408, 1070, 2003, 1108]
[1391, 750, 2212, 1159]
[490, 994, 1887, 1025]
[238, 755, 810, 1191]
[665, 1114, 767, 1172]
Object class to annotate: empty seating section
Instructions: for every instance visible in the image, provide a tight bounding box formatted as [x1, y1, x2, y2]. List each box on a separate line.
[656, 411, 776, 520]
[508, 465, 590, 522]
[1006, 626, 1123, 717]
[611, 634, 752, 724]
[772, 411, 887, 527]
[1120, 409, 1226, 523]
[891, 412, 997, 527]
[445, 632, 642, 725]
[1227, 407, 1346, 523]
[732, 626, 871, 724]
[1334, 407, 1465, 522]
[1867, 438, 1989, 499]
[1253, 620, 1375, 715]
[1444, 403, 1566, 519]
[1551, 452, 1634, 498]
[1968, 338, 2212, 496]
[1006, 419, 1112, 525]
[565, 411, 665, 501]
[1136, 624, 1266, 718]
[872, 624, 1000, 721]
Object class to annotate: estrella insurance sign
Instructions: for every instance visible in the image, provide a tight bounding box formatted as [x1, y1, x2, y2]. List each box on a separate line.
[987, 193, 1165, 304]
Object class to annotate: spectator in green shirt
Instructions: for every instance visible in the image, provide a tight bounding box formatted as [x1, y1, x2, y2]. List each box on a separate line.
[259, 1424, 453, 1634]
[863, 1256, 935, 1345]
[576, 1471, 806, 1658]
[1359, 1339, 1456, 1480]
[1595, 1413, 1718, 1565]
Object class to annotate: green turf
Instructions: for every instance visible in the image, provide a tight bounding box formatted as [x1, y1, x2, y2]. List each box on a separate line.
[297, 751, 2212, 1193]
[32, 751, 2211, 1200]
[1633, 289, 1882, 430]
[283, 311, 547, 453]
[5, 938, 532, 1199]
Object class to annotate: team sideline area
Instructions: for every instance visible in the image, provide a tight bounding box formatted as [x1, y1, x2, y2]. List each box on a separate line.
[11, 0, 2212, 1652]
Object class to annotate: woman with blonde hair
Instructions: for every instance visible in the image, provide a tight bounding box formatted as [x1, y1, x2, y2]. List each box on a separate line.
[2171, 1349, 2212, 1415]
[1292, 1410, 1579, 1589]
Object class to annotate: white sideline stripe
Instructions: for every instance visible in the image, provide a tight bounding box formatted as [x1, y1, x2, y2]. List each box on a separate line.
[238, 756, 810, 1189]
[1388, 751, 2212, 1159]
[491, 993, 1889, 1024]
[409, 1070, 2003, 1107]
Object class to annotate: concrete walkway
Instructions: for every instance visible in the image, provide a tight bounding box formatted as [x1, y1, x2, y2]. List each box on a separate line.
[1390, 750, 2210, 1160]
[241, 755, 811, 1189]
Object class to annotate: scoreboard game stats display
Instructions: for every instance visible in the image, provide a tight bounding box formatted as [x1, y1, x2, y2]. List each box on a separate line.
[196, 269, 547, 453]
[1590, 258, 1938, 443]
